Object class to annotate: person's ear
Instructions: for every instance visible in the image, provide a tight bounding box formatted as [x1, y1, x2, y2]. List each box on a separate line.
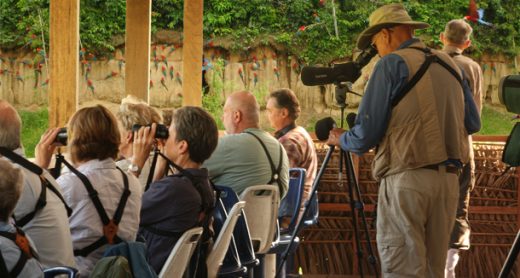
[126, 131, 133, 144]
[281, 108, 289, 119]
[178, 140, 189, 155]
[439, 32, 445, 43]
[464, 39, 472, 49]
[233, 110, 242, 124]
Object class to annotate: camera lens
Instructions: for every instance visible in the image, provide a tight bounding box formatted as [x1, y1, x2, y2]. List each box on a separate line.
[54, 127, 68, 146]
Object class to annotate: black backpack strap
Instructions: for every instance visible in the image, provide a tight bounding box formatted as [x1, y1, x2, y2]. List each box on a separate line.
[0, 227, 38, 277]
[62, 159, 129, 257]
[44, 179, 72, 217]
[244, 131, 284, 194]
[0, 249, 10, 278]
[0, 147, 42, 175]
[13, 177, 46, 227]
[392, 47, 464, 107]
[61, 159, 110, 225]
[0, 147, 72, 225]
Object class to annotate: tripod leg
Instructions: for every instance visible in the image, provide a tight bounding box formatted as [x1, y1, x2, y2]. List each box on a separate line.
[499, 230, 520, 278]
[342, 150, 365, 277]
[275, 145, 335, 278]
[343, 150, 379, 278]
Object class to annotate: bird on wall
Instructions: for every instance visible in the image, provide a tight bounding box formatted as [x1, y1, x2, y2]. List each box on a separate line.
[464, 0, 494, 27]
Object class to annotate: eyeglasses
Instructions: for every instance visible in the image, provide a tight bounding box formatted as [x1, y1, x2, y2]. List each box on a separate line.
[371, 28, 394, 51]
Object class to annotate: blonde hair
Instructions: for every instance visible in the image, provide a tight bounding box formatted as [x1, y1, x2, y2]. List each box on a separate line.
[117, 102, 162, 131]
[68, 105, 121, 163]
[0, 159, 23, 221]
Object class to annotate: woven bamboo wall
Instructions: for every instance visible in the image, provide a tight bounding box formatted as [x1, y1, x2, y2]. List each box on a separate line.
[294, 137, 519, 277]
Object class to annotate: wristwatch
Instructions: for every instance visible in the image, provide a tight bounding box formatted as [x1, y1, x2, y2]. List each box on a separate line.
[128, 163, 141, 176]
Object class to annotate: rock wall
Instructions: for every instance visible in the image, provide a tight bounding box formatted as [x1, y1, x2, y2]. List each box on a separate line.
[0, 45, 516, 112]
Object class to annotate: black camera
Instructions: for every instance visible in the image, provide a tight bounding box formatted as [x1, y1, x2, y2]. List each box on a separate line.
[301, 47, 377, 86]
[53, 127, 68, 146]
[132, 124, 169, 139]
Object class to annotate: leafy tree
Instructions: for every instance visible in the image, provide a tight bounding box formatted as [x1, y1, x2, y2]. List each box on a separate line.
[1, 0, 519, 63]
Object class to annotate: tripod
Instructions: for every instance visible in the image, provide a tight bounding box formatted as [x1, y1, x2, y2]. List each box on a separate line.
[276, 83, 378, 277]
[336, 88, 378, 277]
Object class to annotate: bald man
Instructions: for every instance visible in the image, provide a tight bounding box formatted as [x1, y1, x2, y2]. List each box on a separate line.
[0, 100, 75, 268]
[203, 91, 289, 197]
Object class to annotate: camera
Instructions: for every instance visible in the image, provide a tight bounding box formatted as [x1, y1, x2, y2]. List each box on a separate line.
[53, 127, 68, 146]
[301, 47, 377, 86]
[132, 124, 169, 139]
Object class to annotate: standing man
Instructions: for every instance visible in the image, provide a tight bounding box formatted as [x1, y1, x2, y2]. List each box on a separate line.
[203, 91, 289, 198]
[441, 19, 484, 278]
[326, 4, 481, 277]
[266, 88, 317, 219]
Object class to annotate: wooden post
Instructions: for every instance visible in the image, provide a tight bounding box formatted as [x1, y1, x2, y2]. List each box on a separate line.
[49, 0, 79, 127]
[182, 0, 203, 106]
[125, 0, 151, 102]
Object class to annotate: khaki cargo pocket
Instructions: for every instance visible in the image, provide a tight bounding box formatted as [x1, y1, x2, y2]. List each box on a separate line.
[377, 234, 406, 274]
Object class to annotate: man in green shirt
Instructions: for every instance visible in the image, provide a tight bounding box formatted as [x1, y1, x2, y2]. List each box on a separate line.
[203, 91, 289, 198]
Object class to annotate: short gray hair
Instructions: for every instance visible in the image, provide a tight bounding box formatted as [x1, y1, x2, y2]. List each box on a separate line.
[0, 159, 23, 221]
[444, 19, 473, 45]
[0, 100, 22, 150]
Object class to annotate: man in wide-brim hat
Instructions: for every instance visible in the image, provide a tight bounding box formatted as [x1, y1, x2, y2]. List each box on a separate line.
[327, 3, 481, 277]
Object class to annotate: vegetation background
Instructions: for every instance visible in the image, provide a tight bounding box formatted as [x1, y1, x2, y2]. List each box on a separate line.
[1, 0, 517, 156]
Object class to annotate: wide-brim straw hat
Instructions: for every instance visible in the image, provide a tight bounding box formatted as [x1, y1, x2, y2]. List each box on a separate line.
[356, 3, 430, 50]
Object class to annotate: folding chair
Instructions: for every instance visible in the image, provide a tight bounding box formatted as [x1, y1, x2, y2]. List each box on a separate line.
[207, 201, 246, 278]
[216, 185, 259, 276]
[158, 227, 203, 278]
[43, 266, 79, 278]
[239, 185, 280, 254]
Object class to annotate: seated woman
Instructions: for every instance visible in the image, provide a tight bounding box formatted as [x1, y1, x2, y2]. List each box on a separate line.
[35, 105, 142, 276]
[116, 95, 163, 188]
[130, 106, 218, 274]
[0, 159, 43, 277]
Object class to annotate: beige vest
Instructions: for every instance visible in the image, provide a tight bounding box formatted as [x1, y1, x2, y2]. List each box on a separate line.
[372, 41, 470, 180]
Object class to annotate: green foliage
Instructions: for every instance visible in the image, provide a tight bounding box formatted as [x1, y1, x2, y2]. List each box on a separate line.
[1, 1, 519, 62]
[203, 59, 226, 129]
[478, 105, 516, 135]
[18, 108, 48, 158]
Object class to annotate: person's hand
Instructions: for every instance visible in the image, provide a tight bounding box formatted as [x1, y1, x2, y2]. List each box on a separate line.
[326, 128, 346, 147]
[35, 128, 61, 169]
[131, 124, 157, 172]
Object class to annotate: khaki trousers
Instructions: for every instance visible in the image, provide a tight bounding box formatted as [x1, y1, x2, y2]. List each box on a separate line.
[376, 166, 459, 278]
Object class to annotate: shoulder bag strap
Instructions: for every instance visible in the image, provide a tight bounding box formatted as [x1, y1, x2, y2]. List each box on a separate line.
[244, 131, 284, 195]
[392, 47, 464, 107]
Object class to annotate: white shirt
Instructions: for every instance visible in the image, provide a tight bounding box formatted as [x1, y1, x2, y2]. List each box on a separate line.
[8, 149, 75, 268]
[57, 158, 142, 276]
[116, 152, 154, 190]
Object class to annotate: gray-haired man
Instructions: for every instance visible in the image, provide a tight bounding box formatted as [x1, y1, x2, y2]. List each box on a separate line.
[441, 19, 484, 278]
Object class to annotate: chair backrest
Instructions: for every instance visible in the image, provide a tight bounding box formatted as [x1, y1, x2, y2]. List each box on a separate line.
[43, 266, 79, 278]
[303, 190, 319, 227]
[215, 185, 258, 267]
[158, 227, 203, 278]
[212, 197, 245, 274]
[207, 201, 246, 278]
[239, 185, 280, 254]
[279, 168, 306, 234]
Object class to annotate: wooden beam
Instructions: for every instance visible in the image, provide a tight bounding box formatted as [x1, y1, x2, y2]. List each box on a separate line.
[125, 0, 151, 102]
[182, 0, 203, 106]
[49, 0, 79, 127]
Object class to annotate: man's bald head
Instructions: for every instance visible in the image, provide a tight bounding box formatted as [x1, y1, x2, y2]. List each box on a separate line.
[0, 100, 22, 150]
[222, 91, 260, 134]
